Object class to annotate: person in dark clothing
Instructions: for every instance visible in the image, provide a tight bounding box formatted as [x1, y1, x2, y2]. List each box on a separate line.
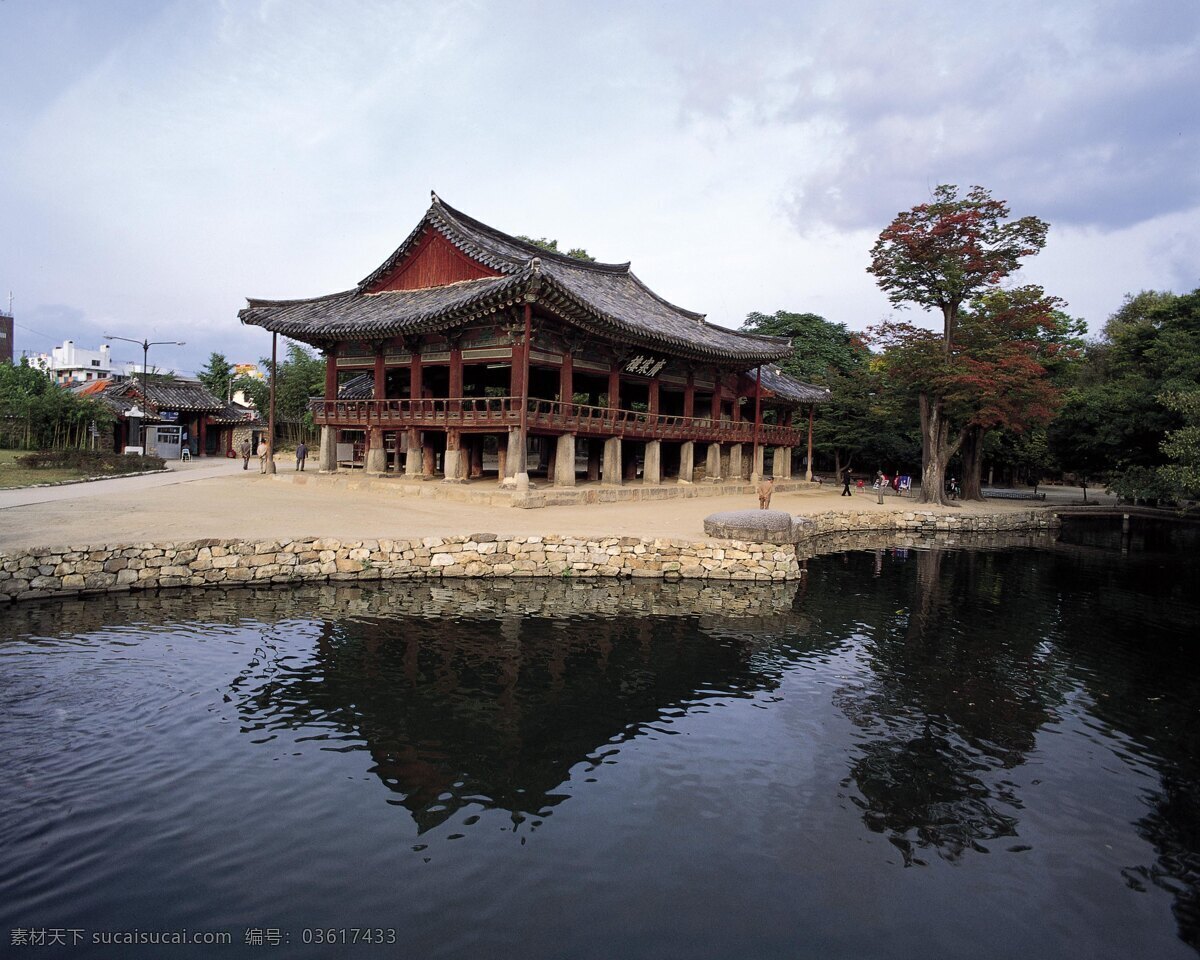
[239, 438, 252, 470]
[841, 470, 852, 496]
[295, 440, 308, 472]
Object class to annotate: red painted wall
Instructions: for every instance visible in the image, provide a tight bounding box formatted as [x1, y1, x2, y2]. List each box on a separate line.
[367, 229, 500, 292]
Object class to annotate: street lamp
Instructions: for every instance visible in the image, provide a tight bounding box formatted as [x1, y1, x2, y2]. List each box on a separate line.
[104, 335, 186, 452]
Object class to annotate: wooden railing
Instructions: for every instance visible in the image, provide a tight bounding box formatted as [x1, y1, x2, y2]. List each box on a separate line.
[311, 396, 803, 446]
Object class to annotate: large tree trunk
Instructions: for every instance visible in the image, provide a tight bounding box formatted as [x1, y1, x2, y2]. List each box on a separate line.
[918, 394, 950, 505]
[917, 394, 968, 506]
[960, 425, 987, 501]
[833, 450, 854, 483]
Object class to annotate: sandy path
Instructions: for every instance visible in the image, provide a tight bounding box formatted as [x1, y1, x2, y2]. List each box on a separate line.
[0, 470, 1077, 553]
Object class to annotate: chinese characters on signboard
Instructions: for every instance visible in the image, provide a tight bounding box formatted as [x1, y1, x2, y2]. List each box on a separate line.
[624, 355, 667, 377]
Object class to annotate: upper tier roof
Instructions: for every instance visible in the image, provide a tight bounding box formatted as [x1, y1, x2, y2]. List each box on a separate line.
[240, 194, 792, 365]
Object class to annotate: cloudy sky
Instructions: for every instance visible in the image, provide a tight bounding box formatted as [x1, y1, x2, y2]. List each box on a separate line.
[2, 0, 1197, 376]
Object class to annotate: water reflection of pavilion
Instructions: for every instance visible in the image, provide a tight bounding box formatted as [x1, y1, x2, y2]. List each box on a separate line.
[227, 581, 806, 833]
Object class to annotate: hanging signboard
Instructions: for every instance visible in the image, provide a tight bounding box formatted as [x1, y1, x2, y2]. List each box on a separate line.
[624, 354, 667, 377]
[159, 411, 179, 422]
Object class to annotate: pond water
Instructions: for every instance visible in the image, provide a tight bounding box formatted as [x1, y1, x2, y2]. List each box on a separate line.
[1, 520, 1198, 959]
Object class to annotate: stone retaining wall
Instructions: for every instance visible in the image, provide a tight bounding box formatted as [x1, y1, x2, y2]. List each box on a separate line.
[0, 510, 1058, 604]
[0, 534, 800, 602]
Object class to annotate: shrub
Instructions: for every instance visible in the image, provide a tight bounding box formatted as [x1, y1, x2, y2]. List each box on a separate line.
[16, 450, 167, 474]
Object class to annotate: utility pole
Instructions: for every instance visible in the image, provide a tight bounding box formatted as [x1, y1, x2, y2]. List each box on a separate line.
[104, 335, 186, 451]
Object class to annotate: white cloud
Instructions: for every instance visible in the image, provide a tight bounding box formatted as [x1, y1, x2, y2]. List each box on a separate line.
[1, 0, 1196, 370]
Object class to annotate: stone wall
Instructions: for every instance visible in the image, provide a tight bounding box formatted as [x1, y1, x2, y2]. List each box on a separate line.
[0, 534, 800, 602]
[0, 509, 1059, 604]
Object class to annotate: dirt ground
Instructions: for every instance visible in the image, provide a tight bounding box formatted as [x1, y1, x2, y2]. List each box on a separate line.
[0, 468, 1083, 553]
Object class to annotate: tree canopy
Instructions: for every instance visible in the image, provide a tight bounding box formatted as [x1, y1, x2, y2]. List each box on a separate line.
[197, 352, 234, 403]
[867, 185, 1051, 503]
[514, 236, 596, 262]
[0, 359, 115, 449]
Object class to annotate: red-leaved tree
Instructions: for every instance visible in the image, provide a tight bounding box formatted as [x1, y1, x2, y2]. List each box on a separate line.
[868, 185, 1048, 504]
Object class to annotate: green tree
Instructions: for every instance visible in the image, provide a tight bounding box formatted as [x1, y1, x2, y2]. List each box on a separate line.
[236, 341, 326, 443]
[0, 359, 115, 450]
[197, 352, 234, 403]
[1049, 287, 1200, 502]
[1158, 391, 1200, 499]
[867, 184, 1049, 504]
[740, 311, 860, 382]
[514, 236, 596, 262]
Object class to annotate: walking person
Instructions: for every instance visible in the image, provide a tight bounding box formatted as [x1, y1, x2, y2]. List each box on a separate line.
[841, 469, 852, 497]
[295, 439, 308, 472]
[239, 438, 252, 470]
[257, 438, 269, 474]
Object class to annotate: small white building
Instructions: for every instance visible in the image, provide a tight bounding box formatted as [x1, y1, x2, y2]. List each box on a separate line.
[31, 340, 140, 384]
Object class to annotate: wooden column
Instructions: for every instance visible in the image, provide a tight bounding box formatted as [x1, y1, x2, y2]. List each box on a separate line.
[470, 439, 484, 478]
[266, 332, 277, 474]
[515, 303, 532, 488]
[325, 345, 338, 401]
[410, 348, 423, 399]
[806, 404, 815, 482]
[560, 352, 574, 405]
[449, 342, 463, 398]
[607, 366, 620, 410]
[710, 379, 722, 421]
[648, 378, 659, 416]
[683, 373, 695, 419]
[373, 346, 386, 400]
[198, 415, 207, 457]
[751, 365, 762, 481]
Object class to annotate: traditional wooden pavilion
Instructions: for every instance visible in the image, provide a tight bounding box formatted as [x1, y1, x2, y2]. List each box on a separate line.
[240, 194, 830, 486]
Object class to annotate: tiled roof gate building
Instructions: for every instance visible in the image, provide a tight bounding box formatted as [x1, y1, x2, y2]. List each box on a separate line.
[241, 195, 829, 486]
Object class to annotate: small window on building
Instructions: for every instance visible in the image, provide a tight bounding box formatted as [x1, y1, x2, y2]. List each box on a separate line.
[91, 359, 101, 367]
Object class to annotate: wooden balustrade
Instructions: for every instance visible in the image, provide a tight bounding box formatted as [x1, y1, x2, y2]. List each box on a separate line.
[310, 396, 803, 446]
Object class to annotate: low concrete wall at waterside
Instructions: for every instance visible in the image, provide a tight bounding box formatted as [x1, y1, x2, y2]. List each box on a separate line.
[0, 535, 801, 602]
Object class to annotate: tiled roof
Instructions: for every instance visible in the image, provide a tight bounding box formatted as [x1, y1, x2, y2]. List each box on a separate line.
[337, 373, 374, 400]
[240, 194, 792, 365]
[211, 400, 261, 425]
[758, 367, 832, 404]
[96, 378, 224, 415]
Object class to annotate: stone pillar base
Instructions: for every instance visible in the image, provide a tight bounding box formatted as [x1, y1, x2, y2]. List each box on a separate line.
[678, 441, 694, 484]
[705, 442, 721, 482]
[365, 427, 387, 474]
[644, 440, 662, 485]
[726, 443, 741, 481]
[554, 434, 576, 487]
[602, 437, 622, 485]
[318, 425, 337, 473]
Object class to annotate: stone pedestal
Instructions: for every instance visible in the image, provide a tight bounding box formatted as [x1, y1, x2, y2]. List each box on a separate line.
[318, 425, 337, 473]
[773, 446, 791, 479]
[365, 427, 387, 474]
[643, 440, 662, 485]
[500, 428, 522, 488]
[705, 442, 721, 481]
[725, 444, 740, 482]
[422, 441, 436, 479]
[405, 429, 421, 478]
[554, 434, 576, 486]
[442, 431, 467, 482]
[603, 437, 622, 485]
[750, 445, 764, 481]
[678, 441, 694, 483]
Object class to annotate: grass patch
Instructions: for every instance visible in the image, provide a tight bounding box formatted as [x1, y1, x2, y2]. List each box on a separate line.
[0, 449, 166, 489]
